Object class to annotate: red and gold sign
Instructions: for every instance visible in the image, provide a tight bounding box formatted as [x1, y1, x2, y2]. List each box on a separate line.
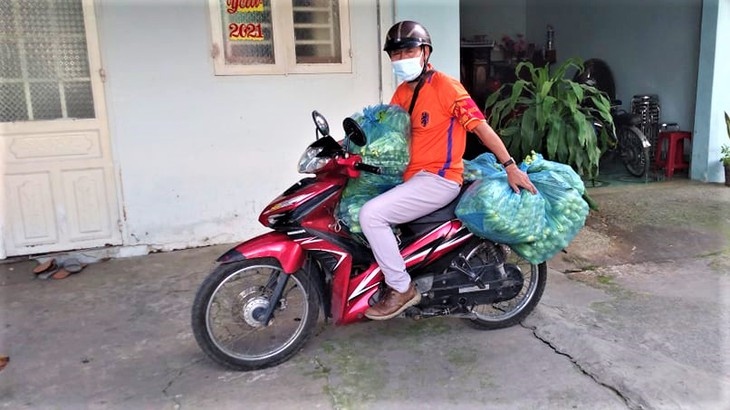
[226, 0, 264, 13]
[229, 23, 263, 41]
[226, 0, 265, 41]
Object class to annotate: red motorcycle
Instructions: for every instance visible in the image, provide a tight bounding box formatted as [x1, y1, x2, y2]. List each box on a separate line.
[191, 111, 547, 371]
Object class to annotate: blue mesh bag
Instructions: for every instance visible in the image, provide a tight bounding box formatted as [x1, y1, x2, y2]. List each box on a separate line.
[336, 104, 410, 233]
[457, 152, 589, 264]
[456, 153, 547, 244]
[510, 153, 589, 263]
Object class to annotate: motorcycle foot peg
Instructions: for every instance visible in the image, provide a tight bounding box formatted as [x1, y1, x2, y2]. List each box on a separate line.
[404, 306, 421, 320]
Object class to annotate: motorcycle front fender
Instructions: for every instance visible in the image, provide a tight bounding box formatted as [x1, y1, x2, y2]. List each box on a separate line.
[628, 125, 652, 148]
[216, 232, 304, 274]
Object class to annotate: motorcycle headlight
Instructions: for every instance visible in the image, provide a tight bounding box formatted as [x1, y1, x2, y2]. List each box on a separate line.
[297, 146, 329, 173]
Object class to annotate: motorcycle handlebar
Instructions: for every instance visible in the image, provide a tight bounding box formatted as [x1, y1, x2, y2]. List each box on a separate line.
[354, 162, 382, 174]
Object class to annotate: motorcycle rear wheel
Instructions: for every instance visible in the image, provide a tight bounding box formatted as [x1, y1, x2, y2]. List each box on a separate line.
[191, 258, 320, 371]
[461, 240, 547, 330]
[618, 125, 650, 177]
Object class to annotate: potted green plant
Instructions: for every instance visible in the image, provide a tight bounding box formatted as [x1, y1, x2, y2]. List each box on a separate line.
[722, 111, 730, 186]
[484, 58, 614, 180]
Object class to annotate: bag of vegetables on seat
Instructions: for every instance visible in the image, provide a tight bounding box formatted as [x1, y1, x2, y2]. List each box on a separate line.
[336, 104, 411, 233]
[455, 152, 589, 264]
[456, 153, 547, 244]
[510, 152, 589, 264]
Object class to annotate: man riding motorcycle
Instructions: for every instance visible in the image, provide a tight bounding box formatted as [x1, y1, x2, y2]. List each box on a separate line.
[360, 21, 536, 320]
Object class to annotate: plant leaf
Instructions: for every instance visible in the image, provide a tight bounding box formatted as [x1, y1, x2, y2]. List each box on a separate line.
[501, 124, 520, 137]
[509, 80, 527, 103]
[520, 107, 538, 159]
[484, 87, 504, 111]
[546, 121, 559, 158]
[516, 61, 538, 84]
[557, 122, 571, 162]
[479, 57, 610, 178]
[569, 81, 584, 102]
[538, 95, 557, 131]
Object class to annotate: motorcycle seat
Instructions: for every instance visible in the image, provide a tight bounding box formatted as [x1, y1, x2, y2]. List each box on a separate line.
[614, 112, 642, 127]
[397, 182, 472, 240]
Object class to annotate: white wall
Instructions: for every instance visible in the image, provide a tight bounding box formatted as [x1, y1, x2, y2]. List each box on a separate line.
[693, 0, 730, 183]
[393, 0, 461, 79]
[96, 0, 383, 250]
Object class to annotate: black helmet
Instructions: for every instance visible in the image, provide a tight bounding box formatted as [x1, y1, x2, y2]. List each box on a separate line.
[383, 21, 432, 53]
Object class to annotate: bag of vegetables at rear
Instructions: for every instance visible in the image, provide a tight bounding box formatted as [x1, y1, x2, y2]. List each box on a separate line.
[336, 104, 411, 233]
[455, 151, 589, 264]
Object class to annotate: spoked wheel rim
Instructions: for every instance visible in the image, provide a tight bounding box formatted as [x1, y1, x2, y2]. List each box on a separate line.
[205, 264, 310, 361]
[619, 127, 649, 177]
[467, 243, 540, 322]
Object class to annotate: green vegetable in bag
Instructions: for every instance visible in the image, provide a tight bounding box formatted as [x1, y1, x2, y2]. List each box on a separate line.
[511, 152, 589, 264]
[336, 104, 411, 232]
[456, 179, 547, 244]
[457, 152, 589, 264]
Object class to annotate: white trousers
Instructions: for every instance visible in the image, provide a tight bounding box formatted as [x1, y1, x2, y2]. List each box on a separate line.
[359, 171, 460, 293]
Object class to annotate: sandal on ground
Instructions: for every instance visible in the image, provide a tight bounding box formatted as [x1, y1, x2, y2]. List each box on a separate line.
[38, 266, 61, 280]
[32, 258, 57, 274]
[51, 268, 72, 280]
[52, 258, 85, 280]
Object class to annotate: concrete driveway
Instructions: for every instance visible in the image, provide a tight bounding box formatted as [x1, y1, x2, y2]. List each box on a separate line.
[1, 180, 728, 409]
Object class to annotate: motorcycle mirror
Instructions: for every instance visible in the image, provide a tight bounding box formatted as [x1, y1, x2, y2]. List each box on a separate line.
[311, 110, 330, 138]
[342, 117, 366, 147]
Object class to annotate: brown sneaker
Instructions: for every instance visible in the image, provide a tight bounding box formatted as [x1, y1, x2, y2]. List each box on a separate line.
[364, 283, 421, 321]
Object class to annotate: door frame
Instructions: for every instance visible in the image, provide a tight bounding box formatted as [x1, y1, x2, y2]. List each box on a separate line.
[1, 0, 123, 258]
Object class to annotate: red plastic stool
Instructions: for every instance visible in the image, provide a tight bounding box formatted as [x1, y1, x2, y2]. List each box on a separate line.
[655, 131, 691, 178]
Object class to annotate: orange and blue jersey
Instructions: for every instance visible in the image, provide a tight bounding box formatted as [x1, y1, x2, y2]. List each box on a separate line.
[390, 68, 486, 186]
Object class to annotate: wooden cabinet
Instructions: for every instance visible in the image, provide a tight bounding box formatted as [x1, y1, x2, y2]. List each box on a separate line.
[460, 43, 494, 111]
[461, 43, 495, 160]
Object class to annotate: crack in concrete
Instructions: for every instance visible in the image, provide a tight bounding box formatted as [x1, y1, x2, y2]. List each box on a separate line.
[161, 359, 203, 410]
[162, 369, 184, 410]
[312, 356, 339, 409]
[520, 322, 641, 410]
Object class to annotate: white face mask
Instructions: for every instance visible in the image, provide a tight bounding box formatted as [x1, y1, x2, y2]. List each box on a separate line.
[392, 55, 423, 83]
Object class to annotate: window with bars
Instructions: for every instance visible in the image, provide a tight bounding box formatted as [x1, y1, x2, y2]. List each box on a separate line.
[209, 0, 351, 75]
[0, 0, 95, 123]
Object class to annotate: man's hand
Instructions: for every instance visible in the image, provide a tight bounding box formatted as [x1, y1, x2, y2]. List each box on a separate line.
[506, 165, 537, 194]
[468, 121, 537, 194]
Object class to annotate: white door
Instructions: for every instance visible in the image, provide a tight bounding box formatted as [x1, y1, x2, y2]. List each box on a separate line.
[1, 0, 121, 258]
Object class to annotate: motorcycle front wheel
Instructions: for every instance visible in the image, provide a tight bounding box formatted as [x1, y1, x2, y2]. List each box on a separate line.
[461, 240, 547, 330]
[191, 258, 320, 371]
